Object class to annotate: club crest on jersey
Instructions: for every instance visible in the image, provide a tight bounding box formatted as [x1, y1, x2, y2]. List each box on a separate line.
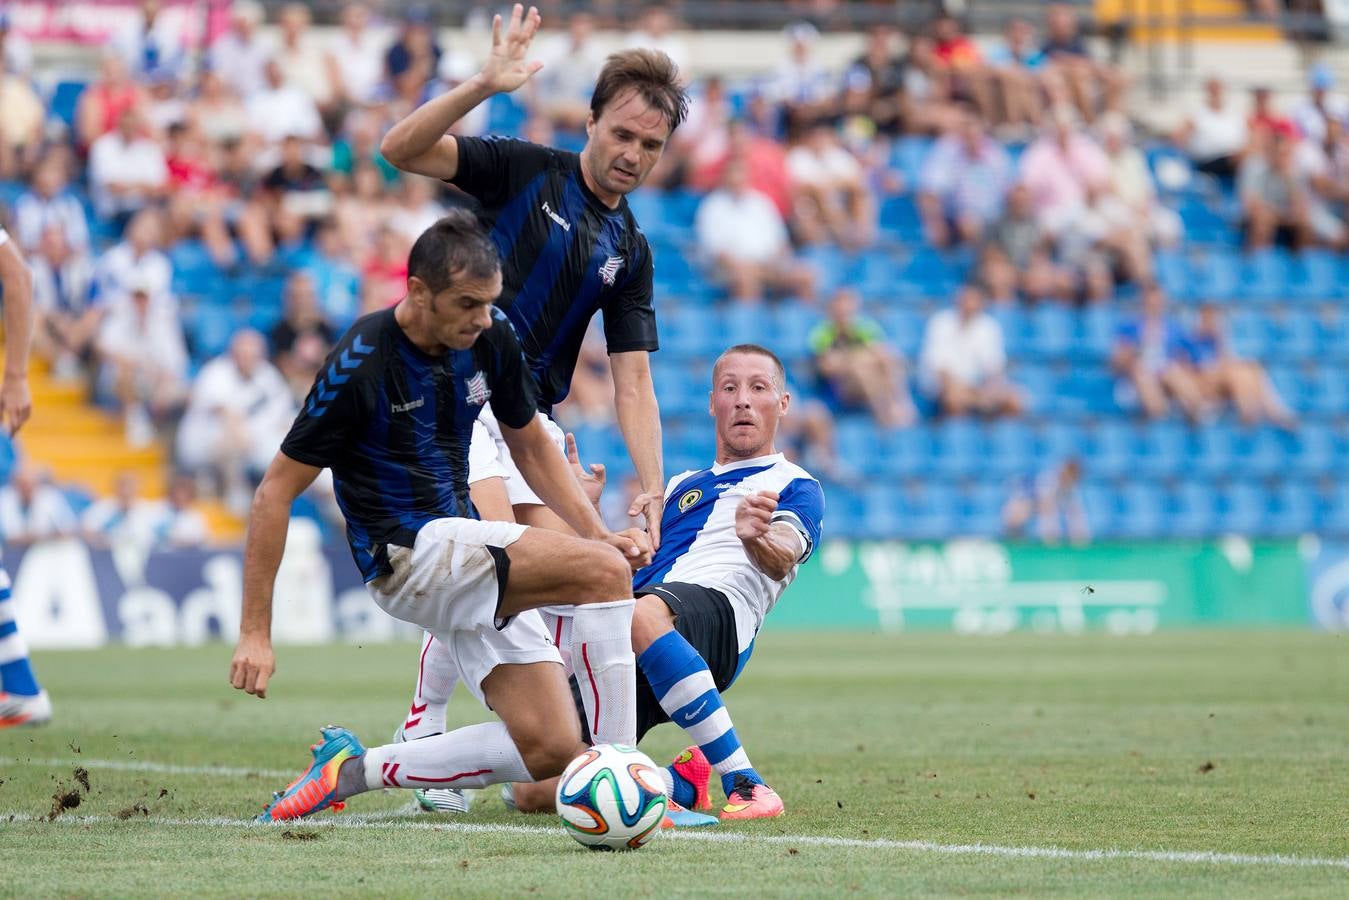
[598, 255, 624, 286]
[465, 371, 491, 406]
[677, 489, 702, 512]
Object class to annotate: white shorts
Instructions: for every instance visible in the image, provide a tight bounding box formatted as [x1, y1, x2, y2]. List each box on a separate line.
[475, 406, 568, 506]
[366, 517, 562, 705]
[468, 419, 508, 484]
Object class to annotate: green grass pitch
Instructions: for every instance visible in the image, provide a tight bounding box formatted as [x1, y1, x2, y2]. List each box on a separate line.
[3, 631, 1346, 897]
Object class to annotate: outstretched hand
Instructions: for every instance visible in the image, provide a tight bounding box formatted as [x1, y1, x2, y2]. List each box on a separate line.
[565, 432, 606, 508]
[480, 3, 544, 95]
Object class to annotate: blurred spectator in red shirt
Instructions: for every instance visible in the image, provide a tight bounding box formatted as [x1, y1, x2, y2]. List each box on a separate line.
[76, 53, 146, 150]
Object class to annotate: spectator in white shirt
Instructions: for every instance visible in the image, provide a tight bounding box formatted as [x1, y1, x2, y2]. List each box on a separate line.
[112, 0, 185, 80]
[1172, 76, 1247, 181]
[786, 121, 874, 249]
[695, 156, 816, 303]
[0, 463, 77, 546]
[387, 176, 446, 246]
[94, 208, 174, 311]
[30, 225, 100, 377]
[81, 470, 156, 548]
[245, 57, 325, 146]
[96, 277, 189, 446]
[531, 11, 606, 131]
[325, 2, 387, 107]
[147, 474, 210, 549]
[176, 330, 295, 511]
[767, 22, 835, 128]
[13, 158, 90, 254]
[624, 6, 691, 76]
[919, 283, 1024, 418]
[209, 0, 272, 99]
[275, 3, 335, 114]
[88, 107, 168, 222]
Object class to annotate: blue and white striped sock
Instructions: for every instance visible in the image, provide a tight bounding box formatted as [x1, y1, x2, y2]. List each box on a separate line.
[638, 630, 761, 803]
[0, 568, 40, 697]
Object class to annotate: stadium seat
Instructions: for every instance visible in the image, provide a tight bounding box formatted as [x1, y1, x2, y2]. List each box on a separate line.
[1287, 251, 1340, 301]
[1189, 427, 1236, 478]
[1267, 481, 1317, 536]
[1079, 483, 1117, 538]
[955, 481, 1005, 537]
[1136, 421, 1188, 478]
[1288, 422, 1335, 476]
[1239, 249, 1291, 302]
[771, 305, 821, 365]
[929, 419, 982, 477]
[1116, 482, 1165, 538]
[899, 482, 956, 541]
[1086, 421, 1134, 478]
[862, 484, 907, 536]
[1037, 421, 1086, 462]
[1168, 481, 1218, 538]
[882, 428, 932, 478]
[1026, 306, 1074, 358]
[878, 195, 923, 242]
[983, 420, 1036, 477]
[1216, 482, 1266, 534]
[1267, 309, 1316, 363]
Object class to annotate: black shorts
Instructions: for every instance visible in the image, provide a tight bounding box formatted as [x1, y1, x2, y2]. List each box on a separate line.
[571, 582, 740, 744]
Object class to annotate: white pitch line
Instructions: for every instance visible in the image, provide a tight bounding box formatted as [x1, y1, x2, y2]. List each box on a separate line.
[0, 757, 293, 779]
[5, 811, 1348, 872]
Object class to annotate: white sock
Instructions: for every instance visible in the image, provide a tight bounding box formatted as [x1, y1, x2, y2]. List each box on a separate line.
[657, 768, 675, 796]
[540, 610, 573, 672]
[363, 721, 532, 791]
[401, 632, 455, 740]
[570, 599, 636, 745]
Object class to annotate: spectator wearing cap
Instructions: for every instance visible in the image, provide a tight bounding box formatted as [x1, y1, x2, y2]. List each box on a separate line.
[176, 329, 294, 510]
[1293, 64, 1349, 145]
[14, 158, 89, 254]
[1110, 284, 1208, 422]
[30, 225, 100, 378]
[1240, 124, 1347, 251]
[787, 121, 874, 249]
[1172, 75, 1248, 182]
[0, 58, 42, 178]
[95, 273, 189, 446]
[695, 155, 816, 303]
[810, 288, 915, 429]
[917, 102, 1014, 248]
[209, 0, 272, 99]
[245, 57, 324, 145]
[88, 106, 168, 225]
[919, 283, 1024, 419]
[325, 2, 387, 108]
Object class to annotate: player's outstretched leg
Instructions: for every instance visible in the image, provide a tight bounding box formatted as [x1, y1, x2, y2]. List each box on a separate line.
[632, 596, 783, 820]
[0, 568, 51, 729]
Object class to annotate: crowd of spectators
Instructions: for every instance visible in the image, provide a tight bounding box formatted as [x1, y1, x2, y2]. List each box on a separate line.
[0, 1, 1338, 545]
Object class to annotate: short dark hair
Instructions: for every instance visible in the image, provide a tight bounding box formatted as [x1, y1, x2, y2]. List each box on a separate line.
[713, 344, 787, 391]
[406, 210, 499, 295]
[590, 49, 689, 133]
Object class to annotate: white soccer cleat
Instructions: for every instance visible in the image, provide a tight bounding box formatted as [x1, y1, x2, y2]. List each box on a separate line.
[413, 787, 473, 814]
[0, 690, 52, 728]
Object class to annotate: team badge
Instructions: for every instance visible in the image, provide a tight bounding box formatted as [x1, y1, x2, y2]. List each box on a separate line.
[678, 489, 702, 512]
[598, 255, 624, 286]
[465, 371, 491, 405]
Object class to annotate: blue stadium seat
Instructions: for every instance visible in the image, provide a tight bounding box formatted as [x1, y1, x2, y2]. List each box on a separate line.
[878, 195, 923, 242]
[1026, 306, 1073, 358]
[1077, 307, 1117, 360]
[1216, 482, 1266, 533]
[862, 484, 907, 536]
[1079, 483, 1117, 538]
[836, 418, 886, 477]
[1267, 481, 1317, 536]
[1037, 421, 1086, 462]
[1239, 249, 1291, 302]
[660, 307, 715, 358]
[46, 80, 87, 128]
[1137, 421, 1188, 478]
[1226, 309, 1270, 359]
[1302, 366, 1349, 415]
[873, 308, 923, 359]
[1153, 250, 1191, 300]
[1288, 422, 1335, 476]
[929, 419, 981, 477]
[1191, 249, 1241, 301]
[1267, 309, 1316, 362]
[1116, 482, 1165, 538]
[1087, 421, 1135, 478]
[1322, 483, 1349, 535]
[771, 305, 821, 366]
[1288, 251, 1340, 301]
[900, 483, 956, 541]
[955, 481, 1004, 537]
[881, 428, 932, 478]
[826, 489, 867, 539]
[983, 420, 1035, 477]
[1232, 427, 1287, 478]
[1314, 309, 1349, 362]
[889, 137, 933, 187]
[1168, 481, 1217, 538]
[1190, 427, 1236, 478]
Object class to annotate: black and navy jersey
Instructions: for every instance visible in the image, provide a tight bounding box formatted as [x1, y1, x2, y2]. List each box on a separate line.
[280, 307, 537, 582]
[449, 136, 658, 412]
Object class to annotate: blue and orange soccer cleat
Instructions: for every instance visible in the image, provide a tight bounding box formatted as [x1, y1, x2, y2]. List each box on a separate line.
[257, 726, 365, 823]
[720, 774, 785, 821]
[670, 745, 713, 811]
[661, 800, 719, 828]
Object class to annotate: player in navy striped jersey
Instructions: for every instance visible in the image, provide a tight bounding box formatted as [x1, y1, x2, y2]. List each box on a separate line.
[228, 214, 655, 822]
[507, 344, 825, 821]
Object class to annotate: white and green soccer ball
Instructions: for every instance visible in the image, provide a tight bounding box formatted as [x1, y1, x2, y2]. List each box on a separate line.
[555, 743, 668, 851]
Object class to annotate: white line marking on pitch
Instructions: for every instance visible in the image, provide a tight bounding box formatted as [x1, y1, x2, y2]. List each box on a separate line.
[0, 757, 293, 779]
[4, 812, 1347, 871]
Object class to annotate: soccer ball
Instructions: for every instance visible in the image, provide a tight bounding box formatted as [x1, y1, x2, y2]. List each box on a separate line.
[555, 743, 668, 851]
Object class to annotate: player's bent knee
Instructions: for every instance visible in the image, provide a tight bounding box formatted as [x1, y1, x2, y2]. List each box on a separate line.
[574, 544, 632, 602]
[515, 733, 582, 781]
[630, 593, 676, 653]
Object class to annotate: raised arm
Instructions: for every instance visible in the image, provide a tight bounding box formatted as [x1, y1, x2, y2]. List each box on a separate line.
[229, 451, 322, 699]
[380, 3, 543, 179]
[0, 232, 34, 435]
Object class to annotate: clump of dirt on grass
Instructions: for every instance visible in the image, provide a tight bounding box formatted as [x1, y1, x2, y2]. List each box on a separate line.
[74, 767, 91, 792]
[115, 803, 150, 820]
[1198, 760, 1216, 774]
[281, 829, 321, 842]
[48, 788, 82, 821]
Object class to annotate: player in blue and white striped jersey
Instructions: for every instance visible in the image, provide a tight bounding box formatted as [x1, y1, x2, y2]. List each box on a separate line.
[505, 343, 824, 821]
